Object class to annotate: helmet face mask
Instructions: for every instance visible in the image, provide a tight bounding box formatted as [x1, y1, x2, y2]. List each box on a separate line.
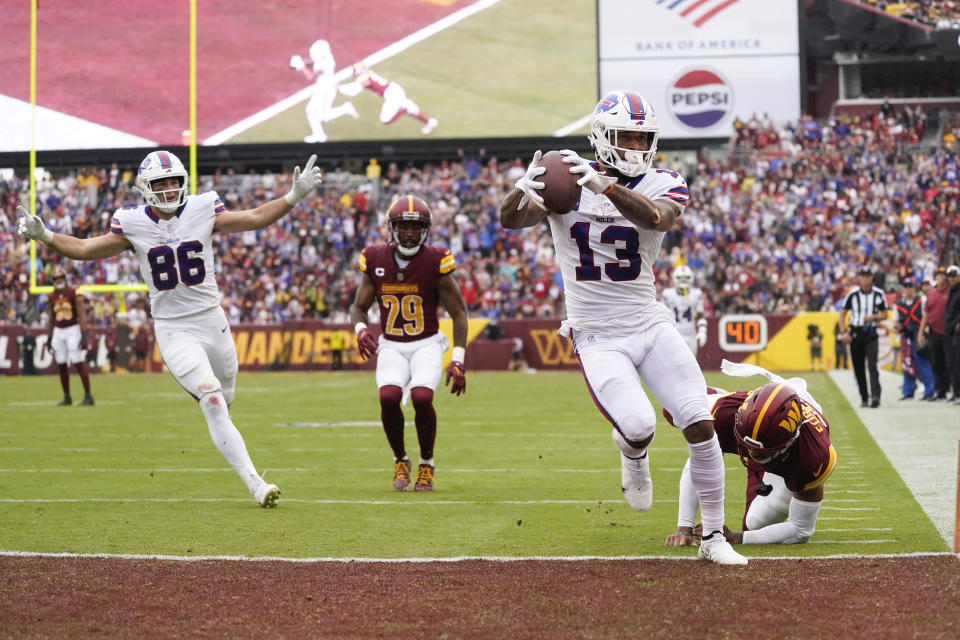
[136, 151, 188, 214]
[734, 382, 805, 466]
[588, 90, 660, 177]
[52, 267, 66, 290]
[673, 265, 693, 290]
[386, 195, 432, 257]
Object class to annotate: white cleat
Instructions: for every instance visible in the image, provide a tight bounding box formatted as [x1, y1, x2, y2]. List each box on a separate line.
[345, 102, 359, 119]
[254, 482, 280, 508]
[619, 451, 653, 512]
[421, 117, 438, 134]
[698, 534, 748, 565]
[304, 133, 327, 143]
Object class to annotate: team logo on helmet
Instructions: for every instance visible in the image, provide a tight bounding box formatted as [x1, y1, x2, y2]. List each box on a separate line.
[386, 195, 432, 257]
[588, 90, 660, 177]
[135, 150, 188, 214]
[733, 382, 805, 466]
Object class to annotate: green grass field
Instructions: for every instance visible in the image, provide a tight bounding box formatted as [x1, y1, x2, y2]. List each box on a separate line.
[0, 370, 948, 558]
[228, 0, 597, 143]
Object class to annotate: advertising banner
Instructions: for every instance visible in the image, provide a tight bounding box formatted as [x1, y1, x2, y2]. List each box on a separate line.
[598, 0, 801, 139]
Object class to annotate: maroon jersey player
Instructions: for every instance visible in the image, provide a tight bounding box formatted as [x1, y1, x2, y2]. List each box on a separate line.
[45, 267, 94, 406]
[339, 64, 438, 134]
[664, 381, 837, 546]
[350, 195, 468, 492]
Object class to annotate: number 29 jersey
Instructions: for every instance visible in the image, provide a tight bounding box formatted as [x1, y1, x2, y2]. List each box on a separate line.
[110, 192, 224, 320]
[358, 244, 456, 343]
[549, 167, 689, 336]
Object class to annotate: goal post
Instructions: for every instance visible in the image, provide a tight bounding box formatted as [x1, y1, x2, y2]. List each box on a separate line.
[26, 0, 148, 306]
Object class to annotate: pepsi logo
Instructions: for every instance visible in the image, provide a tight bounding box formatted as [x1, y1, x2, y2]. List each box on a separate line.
[666, 68, 734, 130]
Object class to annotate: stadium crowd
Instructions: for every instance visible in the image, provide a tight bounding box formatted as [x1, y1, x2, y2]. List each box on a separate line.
[1, 109, 958, 332]
[853, 0, 960, 29]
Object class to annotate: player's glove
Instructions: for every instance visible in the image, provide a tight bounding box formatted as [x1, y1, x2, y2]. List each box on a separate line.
[355, 323, 378, 360]
[445, 360, 466, 395]
[560, 149, 617, 195]
[283, 154, 322, 205]
[515, 150, 546, 210]
[289, 54, 305, 71]
[17, 206, 53, 243]
[696, 318, 708, 348]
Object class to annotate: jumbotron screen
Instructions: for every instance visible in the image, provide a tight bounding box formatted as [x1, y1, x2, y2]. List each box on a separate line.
[0, 0, 599, 151]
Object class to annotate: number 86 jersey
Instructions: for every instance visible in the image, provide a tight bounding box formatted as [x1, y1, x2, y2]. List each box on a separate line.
[549, 167, 689, 336]
[110, 192, 224, 320]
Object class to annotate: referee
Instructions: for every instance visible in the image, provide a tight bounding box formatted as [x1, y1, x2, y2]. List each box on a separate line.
[839, 266, 889, 408]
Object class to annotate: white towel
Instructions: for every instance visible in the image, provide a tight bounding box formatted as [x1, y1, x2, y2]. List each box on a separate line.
[720, 359, 823, 414]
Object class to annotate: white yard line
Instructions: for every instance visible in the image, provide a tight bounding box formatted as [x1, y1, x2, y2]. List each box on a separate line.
[1, 550, 954, 562]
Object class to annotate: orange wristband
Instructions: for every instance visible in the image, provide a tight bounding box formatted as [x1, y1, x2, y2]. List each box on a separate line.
[602, 182, 615, 195]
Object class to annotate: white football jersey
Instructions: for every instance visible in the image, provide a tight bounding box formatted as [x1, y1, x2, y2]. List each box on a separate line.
[661, 286, 704, 338]
[110, 192, 225, 319]
[550, 166, 689, 335]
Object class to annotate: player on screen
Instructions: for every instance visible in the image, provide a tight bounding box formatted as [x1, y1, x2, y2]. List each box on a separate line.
[17, 149, 323, 507]
[350, 195, 468, 492]
[663, 361, 837, 546]
[661, 265, 707, 356]
[500, 90, 746, 565]
[338, 63, 438, 134]
[44, 267, 95, 406]
[289, 38, 359, 143]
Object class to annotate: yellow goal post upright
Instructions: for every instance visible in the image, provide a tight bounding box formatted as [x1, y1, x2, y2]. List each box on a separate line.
[25, 0, 201, 311]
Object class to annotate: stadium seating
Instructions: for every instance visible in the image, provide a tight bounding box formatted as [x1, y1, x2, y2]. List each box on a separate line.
[1, 110, 957, 329]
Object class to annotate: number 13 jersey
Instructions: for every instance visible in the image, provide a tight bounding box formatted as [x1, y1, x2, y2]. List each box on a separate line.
[549, 167, 689, 336]
[110, 192, 224, 319]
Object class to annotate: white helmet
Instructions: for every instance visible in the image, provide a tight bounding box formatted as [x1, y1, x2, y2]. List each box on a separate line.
[588, 90, 660, 177]
[673, 265, 694, 289]
[136, 151, 188, 213]
[309, 39, 331, 63]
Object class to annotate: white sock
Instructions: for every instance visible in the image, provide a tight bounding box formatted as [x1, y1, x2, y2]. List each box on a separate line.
[687, 433, 725, 536]
[199, 391, 260, 492]
[419, 457, 434, 467]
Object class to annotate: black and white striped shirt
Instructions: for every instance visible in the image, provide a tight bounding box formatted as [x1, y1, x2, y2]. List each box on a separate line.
[842, 286, 888, 332]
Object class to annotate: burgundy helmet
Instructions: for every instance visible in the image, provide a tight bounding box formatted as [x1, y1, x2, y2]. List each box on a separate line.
[386, 195, 432, 257]
[734, 382, 805, 465]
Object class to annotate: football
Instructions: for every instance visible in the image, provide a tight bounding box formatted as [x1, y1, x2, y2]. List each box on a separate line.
[536, 150, 582, 214]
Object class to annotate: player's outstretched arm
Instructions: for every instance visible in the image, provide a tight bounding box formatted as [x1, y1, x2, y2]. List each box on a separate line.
[17, 206, 130, 260]
[215, 155, 321, 233]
